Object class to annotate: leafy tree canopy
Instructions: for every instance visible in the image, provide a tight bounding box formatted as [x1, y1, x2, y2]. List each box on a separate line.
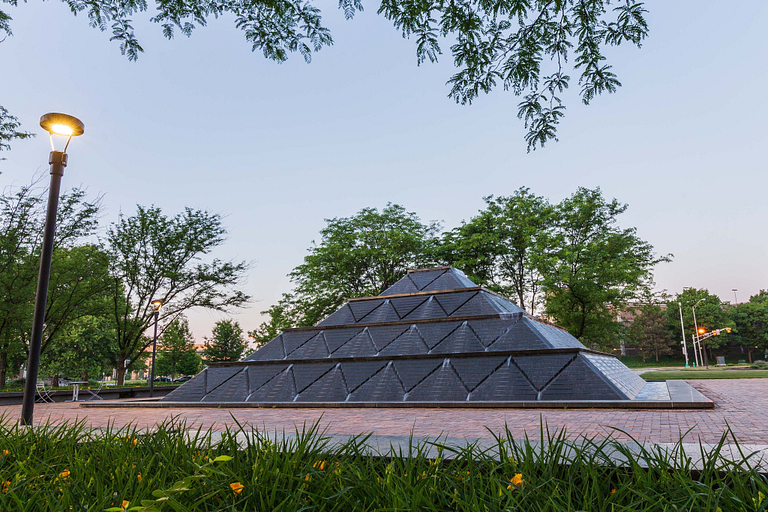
[203, 319, 246, 363]
[107, 205, 249, 384]
[0, 0, 649, 150]
[665, 288, 732, 354]
[728, 290, 768, 363]
[156, 317, 201, 378]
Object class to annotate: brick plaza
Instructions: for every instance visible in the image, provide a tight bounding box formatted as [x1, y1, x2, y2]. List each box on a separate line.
[1, 379, 764, 445]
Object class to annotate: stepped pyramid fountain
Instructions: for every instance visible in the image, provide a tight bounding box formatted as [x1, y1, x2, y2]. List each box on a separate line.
[157, 267, 709, 408]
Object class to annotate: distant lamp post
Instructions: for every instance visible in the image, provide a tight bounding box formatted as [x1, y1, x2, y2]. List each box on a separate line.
[732, 289, 738, 304]
[20, 113, 85, 426]
[149, 299, 163, 397]
[692, 298, 709, 368]
[677, 302, 690, 368]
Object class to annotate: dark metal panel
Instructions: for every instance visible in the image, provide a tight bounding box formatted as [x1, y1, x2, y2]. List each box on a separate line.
[526, 319, 585, 349]
[333, 329, 378, 358]
[283, 331, 322, 356]
[539, 357, 623, 401]
[404, 297, 448, 321]
[468, 318, 517, 348]
[430, 323, 484, 354]
[380, 278, 420, 296]
[323, 328, 361, 353]
[392, 359, 442, 392]
[483, 293, 525, 314]
[296, 366, 349, 402]
[416, 321, 462, 349]
[348, 364, 405, 402]
[366, 325, 411, 352]
[243, 335, 286, 361]
[407, 364, 468, 402]
[513, 354, 576, 391]
[205, 367, 241, 394]
[378, 326, 430, 356]
[247, 367, 297, 402]
[161, 372, 206, 402]
[202, 369, 249, 402]
[292, 362, 335, 392]
[317, 304, 356, 327]
[246, 365, 287, 393]
[450, 356, 507, 391]
[360, 300, 400, 324]
[434, 291, 477, 316]
[408, 269, 446, 290]
[470, 360, 538, 401]
[489, 321, 549, 352]
[348, 299, 384, 322]
[421, 272, 464, 292]
[583, 354, 645, 399]
[340, 361, 387, 392]
[286, 335, 329, 360]
[451, 293, 499, 318]
[390, 295, 429, 319]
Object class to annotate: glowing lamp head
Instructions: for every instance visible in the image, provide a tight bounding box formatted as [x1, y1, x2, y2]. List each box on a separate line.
[151, 300, 164, 312]
[40, 113, 84, 137]
[698, 328, 706, 334]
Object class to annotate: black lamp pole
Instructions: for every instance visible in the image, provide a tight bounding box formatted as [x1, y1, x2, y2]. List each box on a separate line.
[20, 151, 66, 425]
[149, 309, 159, 397]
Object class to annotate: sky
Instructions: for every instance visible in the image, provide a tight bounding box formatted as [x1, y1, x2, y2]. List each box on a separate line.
[2, 1, 767, 343]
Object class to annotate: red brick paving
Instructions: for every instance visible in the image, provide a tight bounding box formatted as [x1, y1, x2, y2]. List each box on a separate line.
[1, 380, 765, 444]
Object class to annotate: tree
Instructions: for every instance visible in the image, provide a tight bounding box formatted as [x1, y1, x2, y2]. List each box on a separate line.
[440, 188, 554, 313]
[540, 187, 670, 349]
[203, 319, 246, 363]
[40, 315, 117, 381]
[728, 291, 768, 364]
[625, 291, 675, 362]
[156, 318, 201, 379]
[0, 182, 104, 388]
[666, 288, 733, 365]
[248, 299, 295, 348]
[107, 205, 249, 384]
[0, 107, 34, 156]
[275, 203, 440, 327]
[1, 1, 649, 150]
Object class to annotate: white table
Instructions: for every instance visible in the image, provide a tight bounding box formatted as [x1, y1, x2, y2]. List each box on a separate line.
[70, 381, 88, 401]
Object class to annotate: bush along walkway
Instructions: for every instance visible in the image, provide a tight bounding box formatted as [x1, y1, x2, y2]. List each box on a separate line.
[1, 418, 768, 511]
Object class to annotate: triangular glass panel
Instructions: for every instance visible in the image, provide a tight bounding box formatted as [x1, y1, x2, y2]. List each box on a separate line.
[340, 361, 387, 392]
[205, 367, 240, 394]
[451, 293, 500, 317]
[416, 321, 462, 349]
[434, 291, 477, 316]
[379, 326, 429, 356]
[360, 300, 400, 324]
[282, 331, 321, 356]
[407, 364, 468, 402]
[202, 369, 248, 402]
[348, 299, 384, 322]
[292, 362, 335, 393]
[539, 356, 623, 400]
[348, 364, 405, 402]
[469, 361, 537, 401]
[244, 335, 285, 361]
[392, 359, 442, 392]
[390, 295, 429, 319]
[489, 321, 549, 351]
[450, 356, 507, 391]
[246, 367, 297, 402]
[429, 322, 484, 354]
[513, 354, 576, 391]
[367, 324, 410, 351]
[403, 296, 448, 321]
[332, 329, 377, 357]
[317, 304, 356, 327]
[407, 269, 446, 290]
[323, 328, 361, 353]
[468, 317, 518, 347]
[163, 373, 206, 402]
[380, 277, 420, 296]
[287, 335, 330, 360]
[296, 366, 349, 402]
[247, 365, 287, 393]
[422, 272, 465, 292]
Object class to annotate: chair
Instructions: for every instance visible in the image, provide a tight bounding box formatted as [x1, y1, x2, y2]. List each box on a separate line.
[35, 381, 55, 404]
[85, 380, 104, 401]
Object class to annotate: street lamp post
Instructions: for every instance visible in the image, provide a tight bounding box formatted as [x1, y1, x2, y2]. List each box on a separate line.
[20, 113, 84, 426]
[692, 298, 709, 368]
[148, 299, 163, 397]
[677, 302, 690, 367]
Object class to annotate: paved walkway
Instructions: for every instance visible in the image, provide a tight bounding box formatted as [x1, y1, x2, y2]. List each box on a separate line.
[1, 380, 764, 444]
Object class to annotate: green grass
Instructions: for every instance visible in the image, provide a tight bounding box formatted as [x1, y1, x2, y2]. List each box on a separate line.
[1, 417, 767, 511]
[641, 368, 768, 381]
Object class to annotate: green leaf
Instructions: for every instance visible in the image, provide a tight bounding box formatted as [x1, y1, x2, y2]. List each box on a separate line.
[213, 455, 233, 463]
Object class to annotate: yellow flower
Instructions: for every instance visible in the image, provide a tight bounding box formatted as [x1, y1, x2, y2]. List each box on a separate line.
[1, 480, 10, 493]
[313, 460, 326, 470]
[611, 489, 616, 494]
[121, 500, 129, 510]
[230, 482, 244, 494]
[2, 450, 9, 456]
[59, 470, 70, 479]
[137, 474, 142, 482]
[304, 475, 311, 482]
[507, 473, 523, 490]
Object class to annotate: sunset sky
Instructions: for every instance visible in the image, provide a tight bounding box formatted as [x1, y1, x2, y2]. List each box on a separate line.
[3, 0, 767, 342]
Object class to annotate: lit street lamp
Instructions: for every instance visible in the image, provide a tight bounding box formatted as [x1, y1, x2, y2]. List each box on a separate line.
[149, 299, 163, 397]
[20, 113, 84, 426]
[692, 298, 709, 368]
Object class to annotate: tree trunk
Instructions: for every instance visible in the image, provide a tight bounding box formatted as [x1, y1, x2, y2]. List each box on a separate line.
[117, 361, 127, 386]
[655, 350, 659, 363]
[748, 348, 754, 364]
[0, 352, 6, 390]
[52, 374, 60, 387]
